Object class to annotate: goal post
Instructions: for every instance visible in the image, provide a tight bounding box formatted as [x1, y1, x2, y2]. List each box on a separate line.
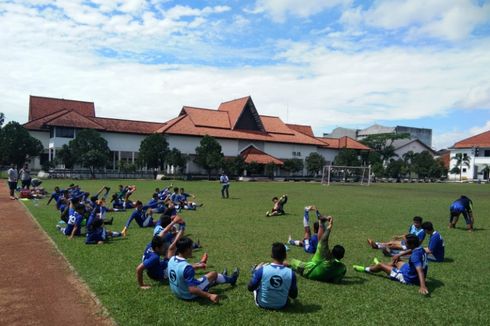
[321, 165, 371, 186]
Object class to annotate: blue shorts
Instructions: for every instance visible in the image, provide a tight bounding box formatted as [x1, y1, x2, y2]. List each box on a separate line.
[188, 276, 211, 292]
[389, 268, 407, 284]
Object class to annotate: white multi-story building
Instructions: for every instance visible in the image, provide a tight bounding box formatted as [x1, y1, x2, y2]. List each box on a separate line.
[24, 95, 370, 175]
[448, 130, 490, 181]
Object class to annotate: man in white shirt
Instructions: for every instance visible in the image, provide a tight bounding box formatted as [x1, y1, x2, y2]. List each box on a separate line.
[7, 164, 18, 200]
[220, 172, 229, 199]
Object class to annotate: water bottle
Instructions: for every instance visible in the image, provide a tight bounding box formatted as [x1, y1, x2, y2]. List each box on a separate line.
[34, 198, 39, 207]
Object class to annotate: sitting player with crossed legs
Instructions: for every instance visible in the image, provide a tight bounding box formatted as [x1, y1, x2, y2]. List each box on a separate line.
[266, 194, 288, 217]
[288, 205, 319, 254]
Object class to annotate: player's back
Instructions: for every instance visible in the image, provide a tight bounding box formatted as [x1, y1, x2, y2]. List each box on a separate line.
[256, 264, 293, 309]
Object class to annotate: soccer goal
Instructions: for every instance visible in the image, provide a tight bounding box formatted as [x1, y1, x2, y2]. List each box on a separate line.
[321, 165, 372, 186]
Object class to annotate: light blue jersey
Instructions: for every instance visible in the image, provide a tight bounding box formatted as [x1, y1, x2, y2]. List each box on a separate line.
[408, 224, 426, 242]
[249, 264, 296, 310]
[168, 256, 196, 300]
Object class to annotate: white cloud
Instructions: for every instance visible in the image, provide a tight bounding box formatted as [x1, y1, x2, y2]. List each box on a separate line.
[250, 0, 349, 22]
[470, 120, 490, 136]
[457, 86, 490, 109]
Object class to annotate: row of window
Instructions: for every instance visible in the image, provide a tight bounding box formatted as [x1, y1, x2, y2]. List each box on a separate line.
[49, 127, 75, 139]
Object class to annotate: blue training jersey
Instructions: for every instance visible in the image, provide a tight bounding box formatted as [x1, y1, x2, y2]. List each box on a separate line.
[400, 247, 428, 285]
[249, 264, 296, 310]
[305, 234, 319, 254]
[142, 243, 168, 281]
[168, 256, 197, 300]
[64, 209, 83, 236]
[428, 231, 445, 262]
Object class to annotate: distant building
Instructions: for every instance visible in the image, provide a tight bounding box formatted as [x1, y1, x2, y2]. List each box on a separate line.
[391, 139, 435, 158]
[324, 124, 433, 148]
[448, 130, 490, 181]
[24, 95, 370, 175]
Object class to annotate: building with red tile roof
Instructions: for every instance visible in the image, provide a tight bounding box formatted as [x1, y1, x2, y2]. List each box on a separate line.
[25, 95, 370, 175]
[448, 130, 490, 181]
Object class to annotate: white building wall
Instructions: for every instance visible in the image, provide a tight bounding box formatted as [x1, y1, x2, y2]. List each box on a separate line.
[167, 135, 239, 156]
[317, 148, 338, 164]
[394, 142, 433, 158]
[30, 131, 50, 149]
[101, 132, 146, 152]
[448, 148, 474, 180]
[263, 142, 317, 160]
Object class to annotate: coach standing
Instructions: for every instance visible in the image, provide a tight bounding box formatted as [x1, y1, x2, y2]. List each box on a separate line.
[220, 172, 230, 199]
[7, 164, 18, 200]
[19, 163, 31, 189]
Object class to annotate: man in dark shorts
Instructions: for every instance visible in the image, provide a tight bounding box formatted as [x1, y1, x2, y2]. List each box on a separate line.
[7, 164, 18, 200]
[449, 195, 474, 231]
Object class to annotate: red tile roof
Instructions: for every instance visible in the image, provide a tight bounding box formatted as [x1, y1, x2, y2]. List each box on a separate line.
[453, 130, 490, 148]
[286, 123, 314, 137]
[218, 96, 251, 128]
[46, 110, 105, 130]
[240, 146, 284, 165]
[261, 116, 295, 135]
[29, 95, 95, 121]
[182, 107, 231, 129]
[317, 136, 371, 150]
[92, 117, 164, 134]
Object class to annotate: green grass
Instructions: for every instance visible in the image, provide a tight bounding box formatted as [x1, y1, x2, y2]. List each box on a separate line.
[23, 180, 490, 325]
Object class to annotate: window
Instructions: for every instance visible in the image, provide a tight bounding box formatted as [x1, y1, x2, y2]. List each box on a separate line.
[292, 151, 302, 157]
[56, 127, 75, 138]
[463, 153, 468, 159]
[462, 168, 467, 173]
[484, 150, 490, 157]
[49, 128, 54, 138]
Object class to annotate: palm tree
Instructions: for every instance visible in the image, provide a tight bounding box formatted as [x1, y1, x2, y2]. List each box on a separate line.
[481, 164, 490, 181]
[402, 151, 416, 180]
[451, 153, 471, 181]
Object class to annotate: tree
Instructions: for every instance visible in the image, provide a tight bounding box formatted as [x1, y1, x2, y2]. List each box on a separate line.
[138, 134, 169, 170]
[429, 159, 448, 179]
[334, 149, 361, 166]
[194, 135, 224, 178]
[0, 112, 4, 128]
[0, 121, 43, 167]
[412, 151, 435, 179]
[305, 152, 326, 176]
[386, 159, 404, 179]
[68, 129, 110, 178]
[55, 144, 75, 169]
[167, 148, 187, 174]
[282, 158, 304, 175]
[246, 161, 263, 175]
[402, 150, 417, 180]
[451, 153, 471, 181]
[222, 156, 246, 176]
[361, 133, 409, 162]
[264, 162, 276, 178]
[481, 164, 490, 180]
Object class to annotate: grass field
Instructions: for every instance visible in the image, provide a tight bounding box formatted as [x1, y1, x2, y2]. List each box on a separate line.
[22, 180, 490, 325]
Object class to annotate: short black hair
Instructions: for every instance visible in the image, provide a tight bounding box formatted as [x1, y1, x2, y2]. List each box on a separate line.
[176, 237, 193, 254]
[159, 215, 172, 228]
[272, 197, 278, 201]
[413, 216, 423, 223]
[152, 193, 158, 198]
[421, 221, 434, 232]
[135, 200, 143, 206]
[76, 203, 85, 212]
[151, 235, 165, 250]
[332, 245, 345, 260]
[313, 221, 320, 233]
[405, 234, 420, 249]
[271, 242, 287, 261]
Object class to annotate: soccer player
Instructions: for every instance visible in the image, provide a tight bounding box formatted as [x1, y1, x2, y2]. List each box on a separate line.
[449, 195, 474, 231]
[167, 237, 239, 303]
[287, 215, 346, 283]
[220, 172, 230, 199]
[85, 209, 122, 245]
[7, 163, 18, 200]
[367, 216, 425, 252]
[248, 243, 298, 310]
[121, 201, 155, 236]
[354, 234, 429, 295]
[47, 186, 62, 207]
[57, 203, 85, 239]
[266, 194, 288, 217]
[179, 188, 202, 210]
[288, 206, 319, 254]
[421, 222, 445, 262]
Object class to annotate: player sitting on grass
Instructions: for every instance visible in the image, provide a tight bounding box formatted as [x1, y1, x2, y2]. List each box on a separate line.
[56, 203, 85, 239]
[110, 193, 133, 210]
[179, 188, 203, 210]
[47, 186, 62, 207]
[287, 215, 346, 283]
[367, 216, 425, 253]
[449, 195, 474, 231]
[248, 242, 298, 310]
[167, 237, 239, 303]
[85, 208, 122, 245]
[354, 234, 429, 295]
[121, 201, 155, 236]
[288, 205, 319, 254]
[266, 194, 288, 217]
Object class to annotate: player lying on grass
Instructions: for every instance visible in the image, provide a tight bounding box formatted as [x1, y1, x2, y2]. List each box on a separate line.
[354, 234, 429, 295]
[449, 195, 474, 231]
[115, 184, 137, 209]
[286, 215, 346, 283]
[121, 201, 155, 236]
[85, 207, 123, 245]
[288, 205, 319, 254]
[387, 222, 445, 263]
[153, 214, 202, 250]
[265, 194, 288, 217]
[248, 242, 298, 310]
[178, 188, 203, 210]
[367, 216, 425, 252]
[167, 237, 239, 303]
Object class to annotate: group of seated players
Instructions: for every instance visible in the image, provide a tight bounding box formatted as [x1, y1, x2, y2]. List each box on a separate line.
[47, 183, 474, 308]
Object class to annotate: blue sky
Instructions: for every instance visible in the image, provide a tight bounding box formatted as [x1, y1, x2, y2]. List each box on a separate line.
[0, 0, 489, 149]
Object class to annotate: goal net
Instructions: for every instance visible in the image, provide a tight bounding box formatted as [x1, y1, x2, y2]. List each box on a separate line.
[321, 165, 371, 186]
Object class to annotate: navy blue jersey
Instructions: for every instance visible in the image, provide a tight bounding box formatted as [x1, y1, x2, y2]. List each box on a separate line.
[142, 243, 168, 281]
[428, 231, 445, 262]
[400, 247, 428, 285]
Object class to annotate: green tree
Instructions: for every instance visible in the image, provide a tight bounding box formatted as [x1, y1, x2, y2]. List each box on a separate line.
[138, 134, 169, 170]
[0, 121, 44, 167]
[402, 150, 417, 180]
[282, 158, 304, 176]
[361, 133, 409, 162]
[246, 161, 263, 175]
[167, 148, 187, 174]
[223, 156, 246, 176]
[429, 158, 448, 179]
[305, 152, 326, 176]
[194, 135, 224, 178]
[264, 162, 276, 178]
[481, 164, 490, 180]
[0, 112, 4, 128]
[334, 149, 361, 166]
[451, 153, 471, 181]
[68, 129, 110, 178]
[55, 144, 75, 169]
[386, 159, 404, 179]
[413, 151, 435, 179]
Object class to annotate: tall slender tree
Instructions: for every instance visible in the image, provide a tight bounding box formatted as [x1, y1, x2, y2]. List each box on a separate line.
[451, 153, 471, 181]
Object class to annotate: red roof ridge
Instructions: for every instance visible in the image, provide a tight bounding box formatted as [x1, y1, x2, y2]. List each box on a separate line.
[453, 129, 490, 148]
[219, 95, 251, 105]
[94, 116, 164, 125]
[259, 114, 280, 118]
[182, 106, 215, 111]
[26, 109, 69, 124]
[156, 115, 186, 133]
[46, 110, 106, 130]
[30, 95, 95, 104]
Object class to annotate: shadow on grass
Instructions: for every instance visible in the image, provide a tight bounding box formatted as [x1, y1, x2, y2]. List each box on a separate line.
[426, 277, 445, 294]
[453, 227, 485, 232]
[442, 257, 455, 263]
[282, 301, 322, 314]
[339, 276, 368, 286]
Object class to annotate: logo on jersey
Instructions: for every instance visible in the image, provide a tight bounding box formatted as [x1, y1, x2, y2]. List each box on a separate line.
[169, 270, 177, 283]
[270, 275, 283, 288]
